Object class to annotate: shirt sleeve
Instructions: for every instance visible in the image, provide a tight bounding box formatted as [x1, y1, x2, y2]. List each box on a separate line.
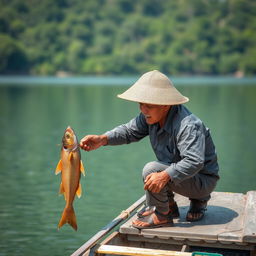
[165, 123, 205, 185]
[104, 113, 149, 145]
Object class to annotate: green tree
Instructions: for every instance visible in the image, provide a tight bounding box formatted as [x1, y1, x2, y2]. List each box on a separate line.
[0, 0, 255, 75]
[0, 34, 28, 73]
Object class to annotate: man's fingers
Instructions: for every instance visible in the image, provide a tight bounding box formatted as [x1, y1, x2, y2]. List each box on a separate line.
[79, 141, 85, 148]
[144, 174, 154, 191]
[79, 139, 91, 151]
[144, 183, 159, 193]
[144, 173, 153, 183]
[80, 137, 87, 146]
[81, 145, 90, 151]
[144, 175, 151, 190]
[144, 173, 164, 193]
[80, 135, 94, 151]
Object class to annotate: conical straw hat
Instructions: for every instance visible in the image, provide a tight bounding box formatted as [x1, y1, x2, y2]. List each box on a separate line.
[118, 70, 189, 105]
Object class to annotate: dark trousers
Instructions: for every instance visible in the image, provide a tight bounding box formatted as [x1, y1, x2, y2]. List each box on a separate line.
[142, 161, 218, 213]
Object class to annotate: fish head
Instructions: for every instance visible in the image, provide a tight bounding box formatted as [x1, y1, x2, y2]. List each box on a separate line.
[62, 126, 78, 150]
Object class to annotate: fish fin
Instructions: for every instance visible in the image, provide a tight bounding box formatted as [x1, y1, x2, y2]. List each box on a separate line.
[68, 152, 73, 161]
[80, 160, 85, 176]
[58, 206, 77, 231]
[55, 160, 62, 175]
[76, 183, 82, 198]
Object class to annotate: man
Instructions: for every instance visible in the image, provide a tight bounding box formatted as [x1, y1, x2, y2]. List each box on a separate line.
[80, 70, 219, 229]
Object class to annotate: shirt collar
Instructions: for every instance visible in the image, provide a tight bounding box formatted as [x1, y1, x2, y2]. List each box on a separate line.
[162, 105, 178, 134]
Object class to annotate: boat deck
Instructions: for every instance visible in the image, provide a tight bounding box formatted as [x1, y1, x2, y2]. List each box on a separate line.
[72, 191, 256, 256]
[120, 191, 256, 248]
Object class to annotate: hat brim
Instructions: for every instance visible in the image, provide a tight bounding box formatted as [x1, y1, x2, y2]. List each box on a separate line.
[118, 85, 189, 105]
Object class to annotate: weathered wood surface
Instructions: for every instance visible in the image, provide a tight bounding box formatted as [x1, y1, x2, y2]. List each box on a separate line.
[120, 191, 256, 245]
[71, 195, 146, 256]
[96, 244, 191, 256]
[242, 191, 256, 242]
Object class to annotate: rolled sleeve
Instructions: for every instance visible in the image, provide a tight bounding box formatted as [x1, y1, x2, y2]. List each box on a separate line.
[165, 123, 205, 185]
[105, 113, 149, 145]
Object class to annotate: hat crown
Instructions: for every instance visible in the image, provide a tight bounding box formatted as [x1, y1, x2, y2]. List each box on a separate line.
[137, 70, 173, 89]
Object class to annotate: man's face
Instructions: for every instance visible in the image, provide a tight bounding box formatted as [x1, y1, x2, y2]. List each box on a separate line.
[139, 103, 171, 127]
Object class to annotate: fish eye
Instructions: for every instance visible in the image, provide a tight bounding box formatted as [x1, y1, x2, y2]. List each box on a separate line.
[66, 134, 70, 139]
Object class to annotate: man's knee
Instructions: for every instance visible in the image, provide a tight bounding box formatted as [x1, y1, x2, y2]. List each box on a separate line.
[142, 161, 157, 180]
[142, 161, 169, 180]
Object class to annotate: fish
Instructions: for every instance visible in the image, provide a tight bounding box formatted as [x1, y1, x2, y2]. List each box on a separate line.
[55, 126, 85, 231]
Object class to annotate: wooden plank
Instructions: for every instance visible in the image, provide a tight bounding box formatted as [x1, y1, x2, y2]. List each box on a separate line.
[99, 231, 121, 246]
[71, 195, 146, 256]
[126, 233, 255, 250]
[243, 191, 256, 243]
[96, 245, 191, 256]
[216, 192, 245, 243]
[120, 192, 246, 244]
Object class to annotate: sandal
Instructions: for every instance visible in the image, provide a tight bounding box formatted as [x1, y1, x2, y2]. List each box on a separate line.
[133, 210, 173, 229]
[186, 199, 207, 222]
[138, 202, 180, 218]
[137, 206, 155, 218]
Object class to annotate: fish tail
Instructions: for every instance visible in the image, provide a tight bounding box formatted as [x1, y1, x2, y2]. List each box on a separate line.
[58, 206, 77, 231]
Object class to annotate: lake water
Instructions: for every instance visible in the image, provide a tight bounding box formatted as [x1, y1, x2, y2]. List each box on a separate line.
[0, 77, 256, 256]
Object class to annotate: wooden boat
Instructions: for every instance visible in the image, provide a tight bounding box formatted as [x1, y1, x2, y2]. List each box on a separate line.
[71, 191, 256, 256]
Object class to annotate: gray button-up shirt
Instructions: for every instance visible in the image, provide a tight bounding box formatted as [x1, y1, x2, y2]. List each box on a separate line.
[105, 105, 219, 185]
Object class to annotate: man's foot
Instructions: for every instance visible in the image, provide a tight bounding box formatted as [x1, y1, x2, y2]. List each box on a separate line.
[137, 206, 155, 218]
[138, 202, 180, 218]
[133, 210, 173, 229]
[186, 199, 207, 222]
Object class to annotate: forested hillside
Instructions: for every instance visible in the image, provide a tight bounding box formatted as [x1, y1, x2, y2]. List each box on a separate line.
[0, 0, 255, 75]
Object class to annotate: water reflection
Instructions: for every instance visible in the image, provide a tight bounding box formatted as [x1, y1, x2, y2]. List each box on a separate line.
[0, 82, 256, 255]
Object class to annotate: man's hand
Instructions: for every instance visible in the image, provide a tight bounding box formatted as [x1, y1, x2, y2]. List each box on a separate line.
[144, 171, 170, 193]
[80, 135, 108, 151]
